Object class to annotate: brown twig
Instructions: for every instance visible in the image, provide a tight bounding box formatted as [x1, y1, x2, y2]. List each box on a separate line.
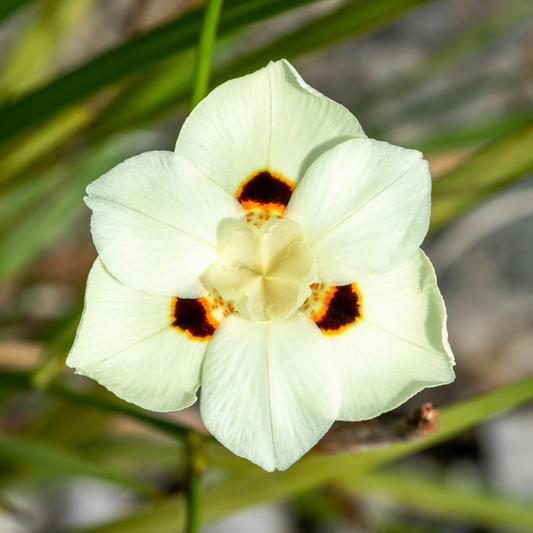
[313, 403, 439, 455]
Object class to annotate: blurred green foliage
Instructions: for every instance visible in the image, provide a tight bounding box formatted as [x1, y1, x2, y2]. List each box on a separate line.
[1, 0, 533, 532]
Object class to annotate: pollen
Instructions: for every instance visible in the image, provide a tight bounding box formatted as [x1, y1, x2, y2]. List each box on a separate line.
[243, 207, 285, 227]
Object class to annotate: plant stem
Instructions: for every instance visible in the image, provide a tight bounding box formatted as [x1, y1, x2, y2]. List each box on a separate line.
[190, 0, 224, 110]
[185, 432, 204, 533]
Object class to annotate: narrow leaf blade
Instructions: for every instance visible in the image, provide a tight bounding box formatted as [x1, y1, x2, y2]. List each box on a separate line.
[60, 374, 533, 533]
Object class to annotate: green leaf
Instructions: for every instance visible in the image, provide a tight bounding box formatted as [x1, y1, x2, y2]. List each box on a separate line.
[0, 0, 36, 24]
[66, 0, 439, 169]
[0, 435, 155, 495]
[0, 170, 57, 237]
[0, 0, 322, 144]
[213, 0, 434, 83]
[59, 373, 533, 533]
[31, 300, 85, 390]
[0, 0, 96, 99]
[0, 139, 118, 283]
[0, 370, 206, 443]
[0, 106, 91, 191]
[355, 0, 533, 119]
[0, 0, 438, 193]
[107, 0, 431, 130]
[343, 469, 533, 533]
[0, 171, 85, 283]
[430, 119, 533, 232]
[408, 108, 533, 152]
[380, 72, 524, 131]
[87, 437, 183, 467]
[190, 0, 225, 110]
[0, 131, 163, 281]
[49, 381, 196, 442]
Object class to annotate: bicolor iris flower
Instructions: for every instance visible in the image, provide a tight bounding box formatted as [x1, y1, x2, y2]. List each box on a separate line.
[67, 60, 455, 472]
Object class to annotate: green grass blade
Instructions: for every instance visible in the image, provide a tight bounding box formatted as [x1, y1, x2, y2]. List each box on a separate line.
[374, 72, 526, 140]
[190, 0, 225, 110]
[0, 134, 134, 283]
[59, 374, 533, 533]
[0, 170, 58, 238]
[430, 119, 533, 232]
[0, 0, 321, 144]
[0, 0, 437, 193]
[355, 0, 533, 115]
[0, 0, 36, 24]
[69, 0, 438, 162]
[408, 108, 533, 152]
[0, 435, 155, 495]
[343, 469, 533, 533]
[48, 381, 195, 441]
[0, 370, 204, 442]
[213, 0, 433, 85]
[0, 173, 84, 283]
[0, 0, 96, 100]
[93, 0, 436, 143]
[0, 106, 91, 191]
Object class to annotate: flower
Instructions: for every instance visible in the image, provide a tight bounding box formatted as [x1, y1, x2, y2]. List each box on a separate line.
[67, 59, 455, 472]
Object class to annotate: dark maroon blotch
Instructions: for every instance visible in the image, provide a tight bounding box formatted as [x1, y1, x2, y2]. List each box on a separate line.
[316, 285, 361, 332]
[237, 171, 293, 207]
[172, 298, 215, 338]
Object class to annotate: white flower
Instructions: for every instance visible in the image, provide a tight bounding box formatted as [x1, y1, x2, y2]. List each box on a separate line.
[67, 60, 455, 472]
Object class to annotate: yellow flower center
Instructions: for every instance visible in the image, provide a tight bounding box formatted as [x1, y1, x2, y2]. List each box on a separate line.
[209, 217, 316, 323]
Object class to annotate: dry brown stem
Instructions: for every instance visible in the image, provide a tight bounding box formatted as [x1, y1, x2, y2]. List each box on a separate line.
[313, 403, 439, 455]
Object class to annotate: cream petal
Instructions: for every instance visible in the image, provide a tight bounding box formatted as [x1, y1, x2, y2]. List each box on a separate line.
[261, 218, 304, 273]
[285, 138, 431, 285]
[241, 277, 269, 322]
[175, 59, 365, 196]
[234, 275, 310, 323]
[262, 278, 310, 322]
[200, 312, 341, 471]
[267, 242, 316, 280]
[325, 250, 455, 421]
[218, 223, 262, 272]
[66, 258, 208, 412]
[210, 262, 258, 302]
[86, 151, 243, 297]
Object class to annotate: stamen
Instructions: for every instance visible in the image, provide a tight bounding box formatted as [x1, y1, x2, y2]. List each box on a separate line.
[243, 207, 283, 227]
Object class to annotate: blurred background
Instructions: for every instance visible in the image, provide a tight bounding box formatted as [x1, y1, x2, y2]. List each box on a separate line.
[1, 0, 533, 531]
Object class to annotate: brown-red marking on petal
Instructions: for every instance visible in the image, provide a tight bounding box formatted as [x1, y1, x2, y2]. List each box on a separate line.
[236, 170, 294, 213]
[171, 297, 219, 341]
[314, 284, 362, 335]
